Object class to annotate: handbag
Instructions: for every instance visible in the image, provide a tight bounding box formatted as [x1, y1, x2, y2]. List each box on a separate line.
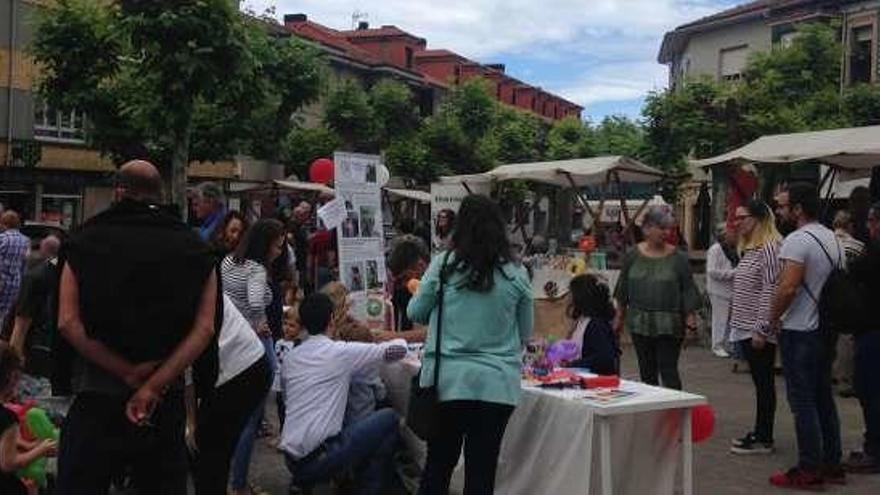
[406, 252, 451, 440]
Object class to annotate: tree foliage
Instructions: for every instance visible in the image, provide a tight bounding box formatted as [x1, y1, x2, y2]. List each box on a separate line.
[323, 79, 376, 151]
[32, 0, 325, 208]
[369, 79, 421, 149]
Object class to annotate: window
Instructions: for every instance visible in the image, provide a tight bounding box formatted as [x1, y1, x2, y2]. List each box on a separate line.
[34, 98, 86, 143]
[512, 90, 517, 105]
[719, 45, 749, 82]
[779, 31, 799, 49]
[405, 47, 414, 69]
[848, 21, 875, 85]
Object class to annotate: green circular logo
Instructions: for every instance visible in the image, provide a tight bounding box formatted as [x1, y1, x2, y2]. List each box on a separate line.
[366, 298, 383, 317]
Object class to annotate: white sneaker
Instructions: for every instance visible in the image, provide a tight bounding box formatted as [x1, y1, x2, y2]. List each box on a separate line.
[712, 348, 730, 358]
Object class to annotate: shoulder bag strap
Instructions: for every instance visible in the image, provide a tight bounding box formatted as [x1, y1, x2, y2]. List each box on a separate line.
[433, 251, 452, 387]
[799, 229, 843, 305]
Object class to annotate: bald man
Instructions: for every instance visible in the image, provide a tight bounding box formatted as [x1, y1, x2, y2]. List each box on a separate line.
[0, 209, 30, 328]
[56, 160, 217, 495]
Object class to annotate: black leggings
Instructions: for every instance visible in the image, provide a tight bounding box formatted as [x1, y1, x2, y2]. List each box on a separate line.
[419, 400, 514, 495]
[742, 340, 777, 442]
[194, 356, 271, 495]
[631, 334, 683, 390]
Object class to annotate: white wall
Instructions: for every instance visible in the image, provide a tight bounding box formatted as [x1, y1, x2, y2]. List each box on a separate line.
[677, 19, 773, 82]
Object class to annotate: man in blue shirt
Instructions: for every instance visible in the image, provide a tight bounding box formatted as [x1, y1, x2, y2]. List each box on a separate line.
[0, 210, 30, 328]
[193, 182, 226, 242]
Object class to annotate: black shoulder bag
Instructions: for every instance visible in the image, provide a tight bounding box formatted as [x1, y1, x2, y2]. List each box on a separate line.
[406, 251, 451, 440]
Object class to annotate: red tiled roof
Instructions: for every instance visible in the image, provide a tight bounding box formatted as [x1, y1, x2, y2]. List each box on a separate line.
[339, 26, 424, 43]
[414, 49, 464, 59]
[287, 21, 382, 65]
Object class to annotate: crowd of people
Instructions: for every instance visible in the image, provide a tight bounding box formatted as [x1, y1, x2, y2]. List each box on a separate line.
[704, 183, 880, 489]
[0, 158, 878, 494]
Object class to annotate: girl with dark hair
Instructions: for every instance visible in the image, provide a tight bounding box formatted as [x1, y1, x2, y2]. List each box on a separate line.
[566, 274, 620, 375]
[1, 342, 56, 495]
[221, 219, 285, 495]
[211, 210, 249, 257]
[409, 195, 533, 495]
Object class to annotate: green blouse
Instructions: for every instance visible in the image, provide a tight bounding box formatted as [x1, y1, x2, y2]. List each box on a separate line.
[614, 248, 700, 337]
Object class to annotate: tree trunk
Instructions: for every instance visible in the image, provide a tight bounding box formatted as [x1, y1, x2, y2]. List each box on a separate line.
[170, 113, 193, 221]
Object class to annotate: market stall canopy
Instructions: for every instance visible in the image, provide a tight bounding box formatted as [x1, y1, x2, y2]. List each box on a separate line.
[273, 180, 335, 196]
[691, 125, 880, 170]
[385, 188, 431, 203]
[482, 156, 666, 187]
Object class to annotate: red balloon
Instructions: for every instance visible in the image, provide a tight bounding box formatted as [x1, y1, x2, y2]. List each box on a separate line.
[309, 158, 334, 184]
[691, 404, 715, 443]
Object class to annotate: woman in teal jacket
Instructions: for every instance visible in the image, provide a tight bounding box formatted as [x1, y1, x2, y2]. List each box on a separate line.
[409, 194, 533, 495]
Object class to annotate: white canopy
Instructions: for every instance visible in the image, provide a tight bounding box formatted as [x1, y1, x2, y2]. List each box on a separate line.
[691, 125, 880, 170]
[385, 188, 431, 203]
[482, 156, 666, 187]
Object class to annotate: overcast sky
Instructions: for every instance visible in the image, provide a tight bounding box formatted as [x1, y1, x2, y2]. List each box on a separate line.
[242, 0, 743, 122]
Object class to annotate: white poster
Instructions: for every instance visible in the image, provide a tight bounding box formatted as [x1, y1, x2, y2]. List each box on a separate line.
[317, 197, 346, 231]
[334, 152, 388, 329]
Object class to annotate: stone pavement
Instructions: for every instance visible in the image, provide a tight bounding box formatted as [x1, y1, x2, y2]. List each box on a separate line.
[246, 344, 880, 494]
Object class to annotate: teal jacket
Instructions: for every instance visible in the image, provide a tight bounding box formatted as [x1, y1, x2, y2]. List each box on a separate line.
[408, 252, 534, 406]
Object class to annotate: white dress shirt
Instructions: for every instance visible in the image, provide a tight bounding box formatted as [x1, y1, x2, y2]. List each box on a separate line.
[279, 334, 407, 459]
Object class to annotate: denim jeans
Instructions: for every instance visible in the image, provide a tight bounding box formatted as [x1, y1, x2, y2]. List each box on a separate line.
[230, 335, 276, 490]
[779, 329, 842, 470]
[854, 331, 880, 457]
[284, 408, 399, 495]
[631, 334, 683, 390]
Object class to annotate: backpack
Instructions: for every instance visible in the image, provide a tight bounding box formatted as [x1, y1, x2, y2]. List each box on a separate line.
[801, 231, 868, 335]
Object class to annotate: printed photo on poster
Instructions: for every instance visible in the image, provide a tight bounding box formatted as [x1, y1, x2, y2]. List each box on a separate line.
[365, 260, 381, 290]
[359, 206, 379, 238]
[342, 211, 360, 238]
[342, 261, 365, 292]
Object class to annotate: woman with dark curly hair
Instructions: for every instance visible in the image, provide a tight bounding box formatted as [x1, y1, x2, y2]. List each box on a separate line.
[211, 210, 249, 257]
[409, 195, 533, 495]
[566, 274, 620, 375]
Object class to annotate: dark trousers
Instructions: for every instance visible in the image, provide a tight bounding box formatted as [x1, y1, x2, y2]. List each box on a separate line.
[779, 329, 842, 470]
[740, 339, 777, 442]
[631, 334, 683, 390]
[57, 391, 187, 495]
[285, 408, 399, 495]
[419, 400, 515, 495]
[854, 331, 880, 457]
[194, 356, 270, 495]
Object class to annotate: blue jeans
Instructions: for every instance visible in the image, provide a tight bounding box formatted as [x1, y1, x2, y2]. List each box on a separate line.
[284, 408, 399, 495]
[779, 329, 842, 470]
[854, 331, 880, 457]
[230, 335, 277, 490]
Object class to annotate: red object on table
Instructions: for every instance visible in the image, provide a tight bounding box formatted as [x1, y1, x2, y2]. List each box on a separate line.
[309, 158, 335, 184]
[691, 404, 715, 443]
[582, 375, 620, 389]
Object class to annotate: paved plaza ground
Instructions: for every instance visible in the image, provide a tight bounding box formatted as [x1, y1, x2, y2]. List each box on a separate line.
[246, 344, 880, 495]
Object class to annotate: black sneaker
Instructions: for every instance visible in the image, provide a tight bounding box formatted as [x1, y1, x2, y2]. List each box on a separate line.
[731, 432, 756, 448]
[731, 435, 774, 455]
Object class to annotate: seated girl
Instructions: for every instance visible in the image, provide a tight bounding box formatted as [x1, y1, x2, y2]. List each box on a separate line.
[1, 342, 57, 495]
[565, 274, 620, 375]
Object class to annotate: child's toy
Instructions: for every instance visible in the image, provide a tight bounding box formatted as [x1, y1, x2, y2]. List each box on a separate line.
[4, 402, 58, 487]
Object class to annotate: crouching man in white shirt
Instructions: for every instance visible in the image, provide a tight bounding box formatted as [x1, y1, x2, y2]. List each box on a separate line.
[280, 293, 407, 493]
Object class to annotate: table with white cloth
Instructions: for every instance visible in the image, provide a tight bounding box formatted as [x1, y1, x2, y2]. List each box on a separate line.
[381, 359, 706, 495]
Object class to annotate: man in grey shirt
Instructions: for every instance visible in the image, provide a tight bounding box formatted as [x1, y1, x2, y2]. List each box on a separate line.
[768, 182, 844, 490]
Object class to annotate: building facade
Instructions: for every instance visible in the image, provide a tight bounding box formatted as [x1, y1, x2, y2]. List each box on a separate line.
[283, 14, 583, 122]
[659, 0, 880, 89]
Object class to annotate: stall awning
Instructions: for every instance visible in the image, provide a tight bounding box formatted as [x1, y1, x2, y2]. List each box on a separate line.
[273, 180, 335, 196]
[385, 188, 431, 203]
[691, 125, 880, 170]
[482, 156, 666, 187]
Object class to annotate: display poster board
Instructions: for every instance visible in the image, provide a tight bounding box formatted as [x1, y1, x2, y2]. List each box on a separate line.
[429, 180, 491, 250]
[334, 152, 388, 329]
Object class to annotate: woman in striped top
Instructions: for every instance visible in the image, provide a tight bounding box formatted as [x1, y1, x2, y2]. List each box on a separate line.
[729, 200, 783, 455]
[221, 218, 285, 495]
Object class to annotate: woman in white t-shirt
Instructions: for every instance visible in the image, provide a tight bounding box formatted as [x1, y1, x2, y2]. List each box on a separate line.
[185, 294, 270, 495]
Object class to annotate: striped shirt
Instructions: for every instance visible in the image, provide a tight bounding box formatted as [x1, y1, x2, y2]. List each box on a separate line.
[835, 230, 864, 263]
[730, 241, 782, 342]
[221, 256, 273, 331]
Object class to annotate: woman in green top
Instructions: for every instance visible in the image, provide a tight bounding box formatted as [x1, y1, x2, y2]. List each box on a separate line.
[614, 206, 700, 390]
[409, 195, 533, 495]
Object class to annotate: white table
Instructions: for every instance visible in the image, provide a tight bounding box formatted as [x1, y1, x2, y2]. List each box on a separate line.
[381, 361, 706, 495]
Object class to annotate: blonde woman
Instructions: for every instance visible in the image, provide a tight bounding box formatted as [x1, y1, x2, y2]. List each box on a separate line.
[729, 200, 783, 455]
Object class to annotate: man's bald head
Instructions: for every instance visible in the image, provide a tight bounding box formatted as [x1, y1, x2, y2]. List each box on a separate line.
[116, 160, 163, 203]
[0, 210, 21, 230]
[39, 235, 61, 259]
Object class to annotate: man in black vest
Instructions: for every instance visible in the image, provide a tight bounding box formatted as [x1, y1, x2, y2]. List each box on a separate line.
[56, 160, 217, 494]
